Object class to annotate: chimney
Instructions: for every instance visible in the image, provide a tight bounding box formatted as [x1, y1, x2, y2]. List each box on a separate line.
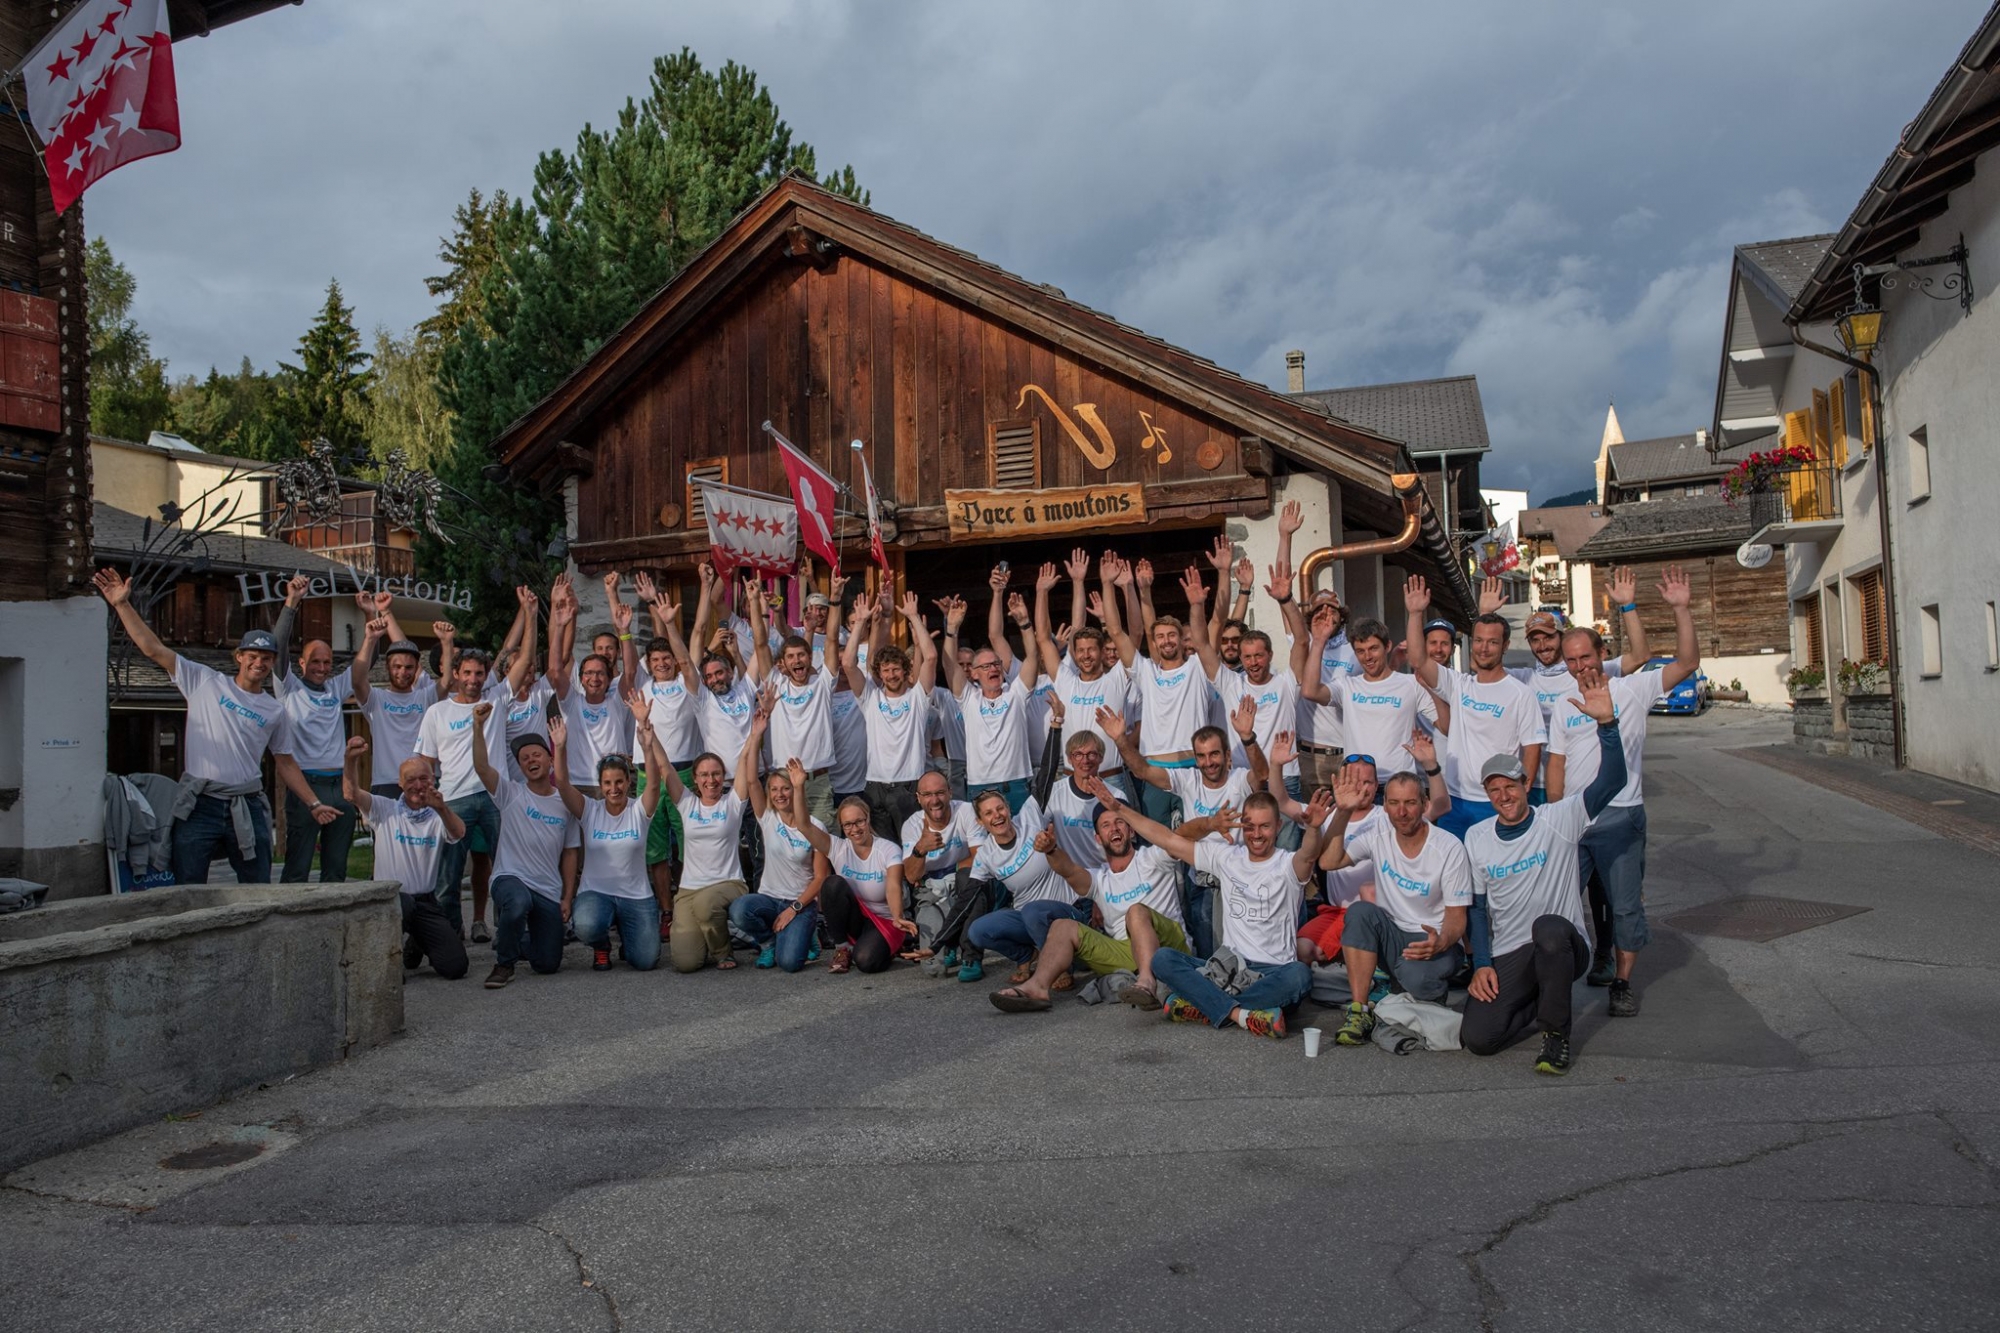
[1285, 349, 1305, 393]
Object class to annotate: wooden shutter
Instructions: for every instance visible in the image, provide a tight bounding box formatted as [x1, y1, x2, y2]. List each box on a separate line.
[1855, 568, 1887, 664]
[1826, 379, 1848, 468]
[684, 458, 726, 530]
[202, 585, 229, 645]
[989, 420, 1041, 489]
[1782, 410, 1818, 519]
[1796, 596, 1825, 667]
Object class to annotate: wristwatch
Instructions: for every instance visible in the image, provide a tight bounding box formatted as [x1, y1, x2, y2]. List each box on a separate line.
[1422, 765, 1441, 776]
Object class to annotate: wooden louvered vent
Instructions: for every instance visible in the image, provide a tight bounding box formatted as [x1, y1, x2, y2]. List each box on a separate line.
[989, 421, 1041, 489]
[1796, 596, 1825, 668]
[1854, 568, 1887, 664]
[685, 458, 726, 529]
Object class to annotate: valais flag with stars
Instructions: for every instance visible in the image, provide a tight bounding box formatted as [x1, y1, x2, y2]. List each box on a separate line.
[22, 0, 180, 215]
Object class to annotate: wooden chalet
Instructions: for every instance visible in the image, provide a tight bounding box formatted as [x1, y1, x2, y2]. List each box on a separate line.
[492, 174, 1475, 626]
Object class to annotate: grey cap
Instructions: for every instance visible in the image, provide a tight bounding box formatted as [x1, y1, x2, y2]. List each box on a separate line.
[236, 629, 278, 653]
[383, 640, 422, 659]
[1479, 753, 1528, 784]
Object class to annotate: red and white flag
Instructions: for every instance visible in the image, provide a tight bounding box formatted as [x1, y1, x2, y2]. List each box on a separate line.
[696, 480, 798, 577]
[21, 0, 180, 214]
[767, 425, 842, 576]
[857, 448, 889, 571]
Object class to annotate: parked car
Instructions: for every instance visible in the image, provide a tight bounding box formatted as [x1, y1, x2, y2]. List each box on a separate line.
[1642, 655, 1708, 715]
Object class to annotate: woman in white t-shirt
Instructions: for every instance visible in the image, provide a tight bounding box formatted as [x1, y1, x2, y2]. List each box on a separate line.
[818, 794, 912, 975]
[550, 687, 666, 972]
[726, 755, 831, 973]
[651, 691, 766, 973]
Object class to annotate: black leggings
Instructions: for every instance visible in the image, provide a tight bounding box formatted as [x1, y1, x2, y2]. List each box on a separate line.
[817, 875, 898, 974]
[402, 892, 468, 980]
[1586, 870, 1613, 956]
[1461, 915, 1590, 1055]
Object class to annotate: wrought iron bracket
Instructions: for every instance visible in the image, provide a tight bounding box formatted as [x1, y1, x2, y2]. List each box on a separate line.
[1858, 235, 1973, 313]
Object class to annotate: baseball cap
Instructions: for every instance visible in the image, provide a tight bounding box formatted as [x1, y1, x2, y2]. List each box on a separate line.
[1525, 610, 1563, 636]
[1423, 618, 1455, 635]
[805, 592, 832, 610]
[1479, 754, 1528, 784]
[383, 640, 422, 659]
[510, 733, 552, 761]
[236, 629, 278, 653]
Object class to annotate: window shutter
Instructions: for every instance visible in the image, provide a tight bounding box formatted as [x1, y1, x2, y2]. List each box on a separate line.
[1796, 596, 1825, 667]
[1811, 389, 1830, 462]
[1783, 409, 1811, 452]
[1855, 569, 1886, 664]
[685, 458, 726, 529]
[989, 421, 1041, 489]
[1827, 379, 1848, 469]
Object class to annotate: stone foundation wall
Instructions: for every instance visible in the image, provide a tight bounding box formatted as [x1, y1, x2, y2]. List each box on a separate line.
[1847, 694, 1896, 761]
[1791, 697, 1835, 742]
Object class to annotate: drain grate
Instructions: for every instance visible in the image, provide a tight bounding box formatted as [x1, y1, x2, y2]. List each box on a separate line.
[1663, 896, 1870, 943]
[160, 1141, 266, 1170]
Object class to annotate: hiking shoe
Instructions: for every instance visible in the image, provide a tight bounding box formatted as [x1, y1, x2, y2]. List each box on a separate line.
[483, 963, 514, 990]
[1587, 952, 1616, 987]
[1162, 994, 1207, 1025]
[754, 943, 776, 969]
[592, 948, 613, 972]
[1240, 1008, 1287, 1040]
[470, 922, 491, 945]
[956, 955, 985, 983]
[402, 935, 423, 970]
[1534, 1030, 1572, 1075]
[1608, 979, 1639, 1017]
[806, 939, 821, 964]
[1334, 1002, 1375, 1047]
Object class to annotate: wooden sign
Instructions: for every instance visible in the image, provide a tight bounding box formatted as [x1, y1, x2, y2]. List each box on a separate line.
[946, 484, 1147, 541]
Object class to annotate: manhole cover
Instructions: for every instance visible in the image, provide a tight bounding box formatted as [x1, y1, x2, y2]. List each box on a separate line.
[1663, 896, 1870, 943]
[160, 1141, 266, 1170]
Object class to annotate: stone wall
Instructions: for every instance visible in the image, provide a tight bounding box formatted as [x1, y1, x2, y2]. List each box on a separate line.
[1791, 697, 1835, 742]
[1847, 694, 1896, 761]
[0, 882, 403, 1172]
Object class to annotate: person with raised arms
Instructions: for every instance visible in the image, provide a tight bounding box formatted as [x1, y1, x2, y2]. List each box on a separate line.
[1032, 551, 1134, 801]
[547, 573, 640, 798]
[1081, 777, 1333, 1039]
[726, 755, 831, 973]
[355, 591, 442, 797]
[818, 794, 914, 975]
[1462, 665, 1628, 1074]
[1272, 501, 1361, 793]
[1185, 565, 1302, 798]
[1099, 554, 1220, 827]
[1297, 611, 1441, 784]
[685, 567, 763, 771]
[94, 567, 333, 885]
[342, 732, 467, 980]
[749, 571, 841, 830]
[268, 574, 385, 884]
[414, 633, 512, 940]
[493, 585, 555, 783]
[842, 587, 938, 840]
[651, 688, 765, 973]
[548, 687, 667, 972]
[469, 699, 579, 987]
[627, 571, 705, 938]
[940, 575, 1037, 814]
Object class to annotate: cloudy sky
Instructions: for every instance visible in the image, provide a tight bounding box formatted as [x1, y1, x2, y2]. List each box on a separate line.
[86, 0, 1988, 501]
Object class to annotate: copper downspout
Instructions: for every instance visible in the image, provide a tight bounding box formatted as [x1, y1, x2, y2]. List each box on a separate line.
[1297, 473, 1425, 601]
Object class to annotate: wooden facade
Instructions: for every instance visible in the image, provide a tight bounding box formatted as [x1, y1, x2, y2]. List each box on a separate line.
[1611, 555, 1789, 661]
[495, 175, 1474, 619]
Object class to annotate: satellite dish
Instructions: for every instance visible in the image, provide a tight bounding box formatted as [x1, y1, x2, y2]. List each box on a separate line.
[1736, 542, 1773, 570]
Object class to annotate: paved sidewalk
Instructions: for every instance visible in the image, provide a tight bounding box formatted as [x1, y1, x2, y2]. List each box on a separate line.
[1729, 741, 2000, 857]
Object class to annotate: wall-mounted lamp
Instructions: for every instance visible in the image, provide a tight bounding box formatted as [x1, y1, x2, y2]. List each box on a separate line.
[1836, 234, 1973, 357]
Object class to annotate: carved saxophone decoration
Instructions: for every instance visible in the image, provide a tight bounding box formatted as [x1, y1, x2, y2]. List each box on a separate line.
[1015, 385, 1118, 469]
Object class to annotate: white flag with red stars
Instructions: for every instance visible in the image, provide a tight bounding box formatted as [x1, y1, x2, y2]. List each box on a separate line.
[21, 0, 180, 214]
[695, 480, 799, 577]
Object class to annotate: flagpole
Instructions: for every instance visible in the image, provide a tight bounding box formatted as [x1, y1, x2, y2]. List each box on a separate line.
[7, 0, 98, 85]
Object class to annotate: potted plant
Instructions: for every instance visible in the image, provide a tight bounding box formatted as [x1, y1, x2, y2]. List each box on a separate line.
[1785, 663, 1827, 699]
[1836, 657, 1888, 696]
[1723, 444, 1818, 504]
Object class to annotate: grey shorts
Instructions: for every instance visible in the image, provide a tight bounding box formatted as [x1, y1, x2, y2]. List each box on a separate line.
[1341, 899, 1464, 1003]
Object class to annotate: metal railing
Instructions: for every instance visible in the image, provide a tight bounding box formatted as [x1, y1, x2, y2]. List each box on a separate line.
[1749, 460, 1843, 529]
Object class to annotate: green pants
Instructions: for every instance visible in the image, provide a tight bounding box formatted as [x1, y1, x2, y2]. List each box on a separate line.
[1072, 908, 1187, 975]
[638, 764, 695, 866]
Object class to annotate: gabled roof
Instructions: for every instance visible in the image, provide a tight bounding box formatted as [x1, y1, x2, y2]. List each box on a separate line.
[1605, 434, 1748, 486]
[1736, 235, 1835, 310]
[1574, 495, 1754, 561]
[92, 502, 348, 578]
[1290, 375, 1492, 455]
[1519, 504, 1610, 560]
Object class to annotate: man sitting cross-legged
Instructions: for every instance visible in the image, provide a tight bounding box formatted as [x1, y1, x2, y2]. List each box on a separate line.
[1077, 777, 1333, 1039]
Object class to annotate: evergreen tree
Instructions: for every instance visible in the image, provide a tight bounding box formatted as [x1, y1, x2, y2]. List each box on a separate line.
[84, 237, 174, 442]
[278, 279, 372, 464]
[168, 358, 292, 461]
[366, 327, 454, 472]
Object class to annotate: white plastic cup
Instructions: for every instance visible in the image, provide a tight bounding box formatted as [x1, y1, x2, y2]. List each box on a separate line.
[1304, 1027, 1323, 1058]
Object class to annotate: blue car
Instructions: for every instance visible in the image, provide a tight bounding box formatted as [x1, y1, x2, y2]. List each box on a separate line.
[1642, 656, 1707, 715]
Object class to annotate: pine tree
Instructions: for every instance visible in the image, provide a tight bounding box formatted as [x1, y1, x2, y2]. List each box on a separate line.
[168, 358, 291, 461]
[278, 279, 373, 464]
[85, 237, 174, 441]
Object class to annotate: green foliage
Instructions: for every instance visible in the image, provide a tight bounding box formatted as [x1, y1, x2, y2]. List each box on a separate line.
[85, 237, 174, 442]
[365, 327, 454, 472]
[167, 358, 293, 461]
[278, 279, 373, 465]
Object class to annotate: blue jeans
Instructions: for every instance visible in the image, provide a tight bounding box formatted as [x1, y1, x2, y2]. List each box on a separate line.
[171, 792, 273, 884]
[490, 874, 565, 973]
[1434, 797, 1494, 841]
[1151, 948, 1312, 1027]
[1578, 803, 1649, 952]
[434, 789, 500, 935]
[1137, 768, 1186, 828]
[728, 892, 821, 972]
[966, 898, 1089, 963]
[968, 776, 1030, 815]
[1182, 868, 1217, 959]
[570, 891, 663, 970]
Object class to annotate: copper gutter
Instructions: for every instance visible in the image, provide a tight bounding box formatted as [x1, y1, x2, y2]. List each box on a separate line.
[1298, 473, 1424, 601]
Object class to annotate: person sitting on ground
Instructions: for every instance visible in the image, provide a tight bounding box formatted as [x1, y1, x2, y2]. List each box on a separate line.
[548, 688, 668, 972]
[342, 735, 467, 981]
[652, 692, 764, 973]
[1319, 760, 1476, 1047]
[1081, 778, 1334, 1040]
[470, 701, 579, 987]
[958, 695, 1076, 982]
[818, 794, 915, 975]
[726, 756, 831, 973]
[899, 769, 989, 980]
[1462, 665, 1627, 1075]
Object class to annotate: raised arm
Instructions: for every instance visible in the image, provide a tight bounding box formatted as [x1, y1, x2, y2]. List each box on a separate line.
[1032, 562, 1064, 680]
[1096, 706, 1168, 791]
[432, 620, 457, 685]
[92, 568, 177, 673]
[746, 578, 775, 684]
[1406, 729, 1453, 822]
[471, 699, 501, 795]
[1065, 546, 1090, 634]
[341, 736, 375, 820]
[270, 574, 309, 682]
[902, 592, 939, 693]
[780, 758, 834, 856]
[839, 595, 876, 697]
[735, 685, 773, 802]
[545, 581, 575, 699]
[1265, 731, 1307, 823]
[623, 687, 665, 818]
[547, 715, 584, 818]
[1179, 565, 1221, 679]
[984, 564, 1016, 675]
[1029, 697, 1066, 810]
[1079, 773, 1200, 866]
[1404, 574, 1440, 690]
[348, 616, 387, 705]
[496, 588, 529, 669]
[1097, 553, 1138, 667]
[609, 585, 641, 684]
[1134, 559, 1158, 638]
[687, 562, 717, 660]
[1569, 665, 1628, 819]
[1317, 765, 1376, 872]
[1291, 786, 1335, 884]
[507, 586, 539, 695]
[937, 596, 969, 696]
[1655, 565, 1701, 691]
[1273, 499, 1304, 589]
[1204, 535, 1237, 648]
[1605, 566, 1650, 674]
[1228, 695, 1268, 790]
[1038, 825, 1092, 897]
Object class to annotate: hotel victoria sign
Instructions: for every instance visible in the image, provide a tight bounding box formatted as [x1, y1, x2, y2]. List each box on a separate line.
[235, 563, 474, 611]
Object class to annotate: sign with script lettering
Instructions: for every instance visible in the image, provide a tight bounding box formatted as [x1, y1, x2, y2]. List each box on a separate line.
[945, 484, 1147, 541]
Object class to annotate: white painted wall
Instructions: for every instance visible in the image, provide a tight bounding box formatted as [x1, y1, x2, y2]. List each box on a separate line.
[1232, 471, 1342, 638]
[0, 597, 109, 894]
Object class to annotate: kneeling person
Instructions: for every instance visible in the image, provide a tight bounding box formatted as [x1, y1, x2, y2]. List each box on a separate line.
[343, 735, 468, 980]
[470, 702, 579, 987]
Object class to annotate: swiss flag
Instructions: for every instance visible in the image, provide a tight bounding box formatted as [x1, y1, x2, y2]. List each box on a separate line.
[23, 0, 180, 215]
[767, 424, 842, 576]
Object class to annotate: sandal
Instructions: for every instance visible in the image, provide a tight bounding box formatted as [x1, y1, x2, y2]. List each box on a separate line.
[829, 944, 853, 974]
[715, 956, 738, 970]
[1009, 961, 1034, 985]
[1051, 971, 1074, 993]
[989, 987, 1052, 1014]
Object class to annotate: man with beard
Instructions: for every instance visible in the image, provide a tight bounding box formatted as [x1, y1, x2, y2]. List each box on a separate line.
[842, 588, 938, 840]
[748, 571, 840, 830]
[1033, 552, 1135, 803]
[1298, 614, 1440, 783]
[415, 640, 513, 938]
[548, 574, 641, 798]
[470, 701, 579, 987]
[269, 574, 386, 883]
[1101, 555, 1220, 827]
[355, 593, 442, 798]
[1273, 501, 1361, 794]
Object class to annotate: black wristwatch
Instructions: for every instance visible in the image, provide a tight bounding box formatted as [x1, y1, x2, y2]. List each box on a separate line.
[1423, 765, 1441, 776]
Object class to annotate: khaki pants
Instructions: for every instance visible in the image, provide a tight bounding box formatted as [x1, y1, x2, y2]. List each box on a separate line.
[671, 879, 747, 972]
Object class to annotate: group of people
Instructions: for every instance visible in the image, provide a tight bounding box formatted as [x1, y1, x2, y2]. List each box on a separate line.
[95, 499, 1698, 1074]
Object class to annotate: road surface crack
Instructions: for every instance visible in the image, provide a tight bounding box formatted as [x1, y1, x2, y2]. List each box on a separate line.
[530, 1221, 623, 1329]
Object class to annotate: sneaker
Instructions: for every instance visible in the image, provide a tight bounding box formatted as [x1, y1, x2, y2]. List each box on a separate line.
[483, 963, 514, 990]
[754, 943, 776, 969]
[829, 944, 853, 974]
[592, 948, 613, 972]
[806, 940, 821, 964]
[1587, 952, 1616, 987]
[402, 935, 423, 970]
[1239, 1008, 1287, 1040]
[470, 922, 491, 945]
[957, 956, 985, 983]
[1162, 994, 1206, 1025]
[1608, 979, 1639, 1017]
[1334, 1002, 1375, 1047]
[1534, 1030, 1572, 1075]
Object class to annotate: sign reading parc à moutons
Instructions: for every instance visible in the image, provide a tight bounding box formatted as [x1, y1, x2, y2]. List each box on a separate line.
[236, 565, 474, 612]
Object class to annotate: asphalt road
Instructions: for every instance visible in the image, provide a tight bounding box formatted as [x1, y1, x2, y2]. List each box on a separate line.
[5, 708, 1997, 1331]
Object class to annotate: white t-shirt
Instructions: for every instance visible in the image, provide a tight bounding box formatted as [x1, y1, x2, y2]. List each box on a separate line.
[833, 834, 903, 917]
[1043, 777, 1107, 870]
[697, 677, 758, 769]
[969, 798, 1072, 906]
[1090, 846, 1184, 940]
[367, 800, 459, 898]
[1299, 633, 1361, 748]
[1329, 672, 1438, 778]
[1024, 673, 1059, 739]
[358, 676, 438, 787]
[1212, 667, 1300, 777]
[1550, 671, 1666, 809]
[414, 694, 511, 802]
[1433, 666, 1546, 804]
[501, 678, 556, 780]
[830, 687, 868, 794]
[558, 688, 636, 788]
[860, 680, 930, 783]
[677, 789, 746, 888]
[173, 656, 293, 785]
[1464, 795, 1592, 958]
[1133, 654, 1215, 757]
[1322, 806, 1386, 906]
[1343, 819, 1474, 934]
[576, 797, 650, 900]
[767, 664, 837, 772]
[639, 674, 702, 764]
[1053, 660, 1131, 773]
[929, 684, 966, 761]
[757, 809, 826, 902]
[272, 663, 359, 772]
[1168, 766, 1254, 845]
[960, 677, 1035, 785]
[901, 801, 987, 880]
[1193, 840, 1304, 968]
[489, 776, 579, 902]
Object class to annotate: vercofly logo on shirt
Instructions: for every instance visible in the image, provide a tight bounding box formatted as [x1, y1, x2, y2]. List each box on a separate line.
[1350, 690, 1403, 708]
[1459, 695, 1507, 718]
[1380, 863, 1433, 897]
[592, 827, 643, 842]
[875, 696, 913, 720]
[392, 829, 439, 849]
[525, 807, 568, 828]
[218, 695, 272, 727]
[977, 697, 1015, 719]
[1485, 850, 1549, 879]
[382, 699, 424, 716]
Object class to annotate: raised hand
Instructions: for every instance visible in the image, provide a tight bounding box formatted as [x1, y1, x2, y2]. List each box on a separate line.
[371, 589, 394, 615]
[1406, 729, 1437, 770]
[753, 681, 778, 726]
[1094, 703, 1127, 744]
[1054, 622, 1075, 652]
[1309, 604, 1337, 642]
[1479, 576, 1504, 615]
[1077, 772, 1118, 808]
[1278, 499, 1303, 536]
[1086, 591, 1108, 624]
[785, 756, 809, 792]
[1033, 826, 1057, 855]
[899, 590, 922, 622]
[346, 735, 369, 759]
[1302, 785, 1336, 828]
[1333, 763, 1372, 815]
[1233, 554, 1255, 591]
[1134, 559, 1154, 590]
[365, 616, 390, 641]
[548, 715, 568, 751]
[1108, 556, 1134, 590]
[284, 573, 312, 606]
[473, 700, 493, 724]
[1608, 566, 1636, 607]
[1065, 547, 1091, 582]
[1268, 730, 1297, 769]
[602, 571, 623, 604]
[1207, 533, 1234, 572]
[432, 620, 456, 641]
[1230, 693, 1258, 742]
[1036, 562, 1060, 594]
[631, 572, 657, 604]
[92, 567, 133, 606]
[1404, 573, 1431, 615]
[1570, 664, 1616, 725]
[936, 595, 966, 634]
[849, 594, 874, 630]
[988, 563, 1010, 593]
[1658, 564, 1692, 608]
[1045, 695, 1066, 728]
[1211, 803, 1243, 840]
[1264, 562, 1293, 603]
[697, 562, 717, 593]
[1006, 591, 1029, 624]
[623, 686, 651, 724]
[1178, 564, 1206, 607]
[609, 598, 634, 633]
